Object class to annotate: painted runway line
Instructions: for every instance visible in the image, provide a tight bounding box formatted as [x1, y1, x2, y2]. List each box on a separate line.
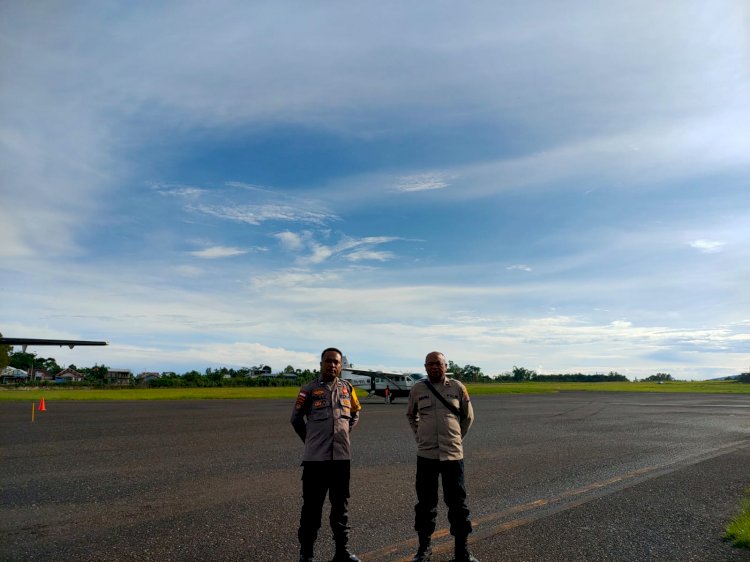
[360, 439, 750, 561]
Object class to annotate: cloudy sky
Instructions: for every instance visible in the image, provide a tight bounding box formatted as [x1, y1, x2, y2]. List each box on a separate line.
[2, 1, 748, 379]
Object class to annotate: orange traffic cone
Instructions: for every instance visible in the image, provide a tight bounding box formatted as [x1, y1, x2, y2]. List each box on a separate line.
[38, 397, 46, 412]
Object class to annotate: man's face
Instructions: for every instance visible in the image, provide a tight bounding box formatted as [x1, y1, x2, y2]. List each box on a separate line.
[424, 352, 446, 383]
[320, 350, 342, 382]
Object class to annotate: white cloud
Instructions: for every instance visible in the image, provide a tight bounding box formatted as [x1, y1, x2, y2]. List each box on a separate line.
[395, 172, 451, 192]
[225, 181, 274, 192]
[343, 236, 400, 248]
[428, 110, 750, 201]
[275, 231, 305, 250]
[174, 265, 204, 278]
[346, 250, 393, 262]
[689, 239, 725, 254]
[190, 204, 336, 226]
[154, 184, 206, 199]
[189, 246, 248, 259]
[0, 215, 33, 258]
[304, 244, 335, 265]
[249, 269, 341, 289]
[506, 264, 532, 272]
[161, 342, 318, 371]
[5, 254, 749, 377]
[276, 231, 401, 266]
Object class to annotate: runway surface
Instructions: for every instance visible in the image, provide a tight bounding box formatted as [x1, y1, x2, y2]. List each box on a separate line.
[2, 392, 749, 561]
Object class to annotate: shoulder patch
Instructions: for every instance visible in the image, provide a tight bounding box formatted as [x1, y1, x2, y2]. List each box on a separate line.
[295, 390, 308, 410]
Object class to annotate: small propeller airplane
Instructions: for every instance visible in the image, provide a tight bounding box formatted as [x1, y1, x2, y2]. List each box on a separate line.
[0, 337, 108, 352]
[340, 356, 424, 402]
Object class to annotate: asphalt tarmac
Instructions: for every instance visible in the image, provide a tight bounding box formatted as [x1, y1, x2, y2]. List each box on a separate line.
[2, 392, 749, 561]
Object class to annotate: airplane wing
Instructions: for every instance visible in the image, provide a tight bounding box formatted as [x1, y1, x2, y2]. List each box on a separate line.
[0, 338, 108, 352]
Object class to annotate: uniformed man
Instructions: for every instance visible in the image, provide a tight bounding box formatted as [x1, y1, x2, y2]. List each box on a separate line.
[406, 351, 478, 562]
[291, 347, 362, 562]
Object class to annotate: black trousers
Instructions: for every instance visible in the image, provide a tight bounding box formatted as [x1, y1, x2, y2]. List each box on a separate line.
[298, 460, 351, 550]
[414, 456, 472, 539]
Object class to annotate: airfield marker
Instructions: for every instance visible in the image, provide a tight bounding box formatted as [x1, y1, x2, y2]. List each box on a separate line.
[31, 402, 35, 422]
[38, 397, 46, 412]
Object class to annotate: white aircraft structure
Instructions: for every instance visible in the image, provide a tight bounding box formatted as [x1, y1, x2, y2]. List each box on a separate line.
[340, 356, 424, 402]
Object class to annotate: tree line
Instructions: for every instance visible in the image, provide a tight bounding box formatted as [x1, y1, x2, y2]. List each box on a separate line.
[2, 342, 748, 387]
[489, 365, 629, 382]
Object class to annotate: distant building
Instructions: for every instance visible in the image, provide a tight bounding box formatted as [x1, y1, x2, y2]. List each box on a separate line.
[137, 372, 161, 383]
[246, 365, 273, 377]
[1, 366, 28, 384]
[56, 368, 85, 383]
[105, 369, 133, 386]
[28, 368, 54, 382]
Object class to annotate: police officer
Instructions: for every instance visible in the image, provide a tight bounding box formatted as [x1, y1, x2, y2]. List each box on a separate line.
[406, 351, 478, 562]
[291, 347, 362, 562]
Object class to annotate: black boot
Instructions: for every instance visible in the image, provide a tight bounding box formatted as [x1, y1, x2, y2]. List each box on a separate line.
[412, 535, 432, 562]
[454, 536, 479, 562]
[330, 545, 360, 562]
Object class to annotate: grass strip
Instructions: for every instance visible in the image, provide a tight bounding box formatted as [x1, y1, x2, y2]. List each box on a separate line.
[725, 487, 750, 549]
[0, 381, 748, 401]
[0, 387, 300, 401]
[465, 381, 750, 395]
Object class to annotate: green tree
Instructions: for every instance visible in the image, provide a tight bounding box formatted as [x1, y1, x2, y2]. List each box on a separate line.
[0, 349, 9, 371]
[446, 361, 485, 382]
[512, 366, 537, 381]
[183, 370, 203, 386]
[462, 364, 483, 382]
[84, 365, 109, 383]
[41, 357, 61, 375]
[738, 369, 750, 384]
[8, 352, 61, 374]
[0, 332, 10, 370]
[295, 369, 318, 384]
[644, 372, 673, 382]
[9, 351, 37, 370]
[205, 367, 223, 383]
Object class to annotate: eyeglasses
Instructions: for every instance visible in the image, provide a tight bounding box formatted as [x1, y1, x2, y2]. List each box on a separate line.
[424, 362, 444, 367]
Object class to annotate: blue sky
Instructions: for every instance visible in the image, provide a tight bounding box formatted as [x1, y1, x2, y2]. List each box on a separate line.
[1, 1, 748, 379]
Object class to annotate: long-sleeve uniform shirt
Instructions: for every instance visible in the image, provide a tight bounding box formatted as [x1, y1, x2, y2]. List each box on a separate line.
[291, 377, 361, 462]
[406, 378, 474, 461]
